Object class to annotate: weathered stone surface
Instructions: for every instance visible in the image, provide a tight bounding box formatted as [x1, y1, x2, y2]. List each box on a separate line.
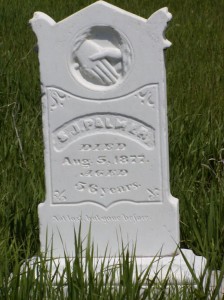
[30, 1, 179, 257]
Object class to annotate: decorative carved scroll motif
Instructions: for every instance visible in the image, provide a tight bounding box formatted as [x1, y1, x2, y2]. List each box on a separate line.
[49, 89, 69, 111]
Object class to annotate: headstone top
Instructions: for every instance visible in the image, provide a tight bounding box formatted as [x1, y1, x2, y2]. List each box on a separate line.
[30, 2, 172, 98]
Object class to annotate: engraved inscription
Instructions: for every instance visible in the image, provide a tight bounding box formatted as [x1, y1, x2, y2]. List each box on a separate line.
[70, 26, 132, 89]
[97, 154, 149, 165]
[48, 86, 161, 206]
[80, 169, 128, 177]
[63, 157, 92, 167]
[53, 214, 150, 223]
[52, 134, 161, 206]
[74, 181, 141, 198]
[80, 143, 126, 151]
[53, 114, 155, 150]
[62, 154, 149, 168]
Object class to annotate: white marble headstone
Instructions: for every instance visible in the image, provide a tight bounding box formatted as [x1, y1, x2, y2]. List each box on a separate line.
[30, 1, 179, 258]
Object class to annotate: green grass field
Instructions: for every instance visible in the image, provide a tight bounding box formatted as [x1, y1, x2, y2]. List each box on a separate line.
[0, 0, 224, 298]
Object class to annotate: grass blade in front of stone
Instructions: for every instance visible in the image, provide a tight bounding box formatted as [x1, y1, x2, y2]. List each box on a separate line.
[1, 228, 223, 299]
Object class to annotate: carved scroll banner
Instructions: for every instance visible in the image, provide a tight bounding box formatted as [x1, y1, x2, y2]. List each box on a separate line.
[30, 1, 179, 258]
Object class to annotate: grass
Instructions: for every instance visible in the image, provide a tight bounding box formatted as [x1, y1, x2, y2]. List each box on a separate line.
[1, 227, 223, 299]
[0, 0, 224, 298]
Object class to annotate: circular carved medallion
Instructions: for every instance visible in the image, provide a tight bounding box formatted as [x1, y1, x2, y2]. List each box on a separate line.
[70, 26, 132, 90]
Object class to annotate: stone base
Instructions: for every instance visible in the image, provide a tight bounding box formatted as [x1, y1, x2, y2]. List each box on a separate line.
[23, 249, 224, 298]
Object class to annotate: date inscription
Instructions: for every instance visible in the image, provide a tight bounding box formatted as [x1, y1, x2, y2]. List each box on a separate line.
[62, 154, 149, 169]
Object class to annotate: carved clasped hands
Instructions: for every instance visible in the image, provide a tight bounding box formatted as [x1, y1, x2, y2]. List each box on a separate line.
[75, 39, 122, 86]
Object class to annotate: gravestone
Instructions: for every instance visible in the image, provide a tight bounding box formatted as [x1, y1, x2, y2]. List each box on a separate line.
[30, 1, 179, 258]
[28, 3, 224, 294]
